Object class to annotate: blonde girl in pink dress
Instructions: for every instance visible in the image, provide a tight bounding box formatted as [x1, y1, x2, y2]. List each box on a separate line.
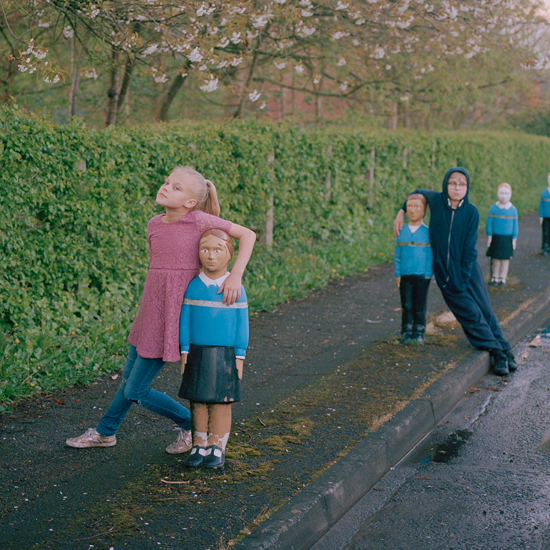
[66, 167, 256, 454]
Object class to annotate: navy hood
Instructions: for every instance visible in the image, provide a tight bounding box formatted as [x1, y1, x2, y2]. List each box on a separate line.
[442, 167, 470, 206]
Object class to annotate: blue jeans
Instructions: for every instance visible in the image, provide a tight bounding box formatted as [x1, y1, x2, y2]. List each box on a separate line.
[96, 345, 191, 436]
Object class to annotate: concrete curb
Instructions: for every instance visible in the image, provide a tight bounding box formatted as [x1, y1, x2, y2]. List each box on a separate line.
[234, 286, 550, 550]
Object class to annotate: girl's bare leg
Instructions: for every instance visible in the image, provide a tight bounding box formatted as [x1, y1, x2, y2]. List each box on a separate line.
[190, 402, 208, 447]
[207, 403, 232, 450]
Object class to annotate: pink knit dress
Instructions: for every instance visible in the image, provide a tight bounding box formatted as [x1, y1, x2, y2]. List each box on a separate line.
[128, 211, 232, 362]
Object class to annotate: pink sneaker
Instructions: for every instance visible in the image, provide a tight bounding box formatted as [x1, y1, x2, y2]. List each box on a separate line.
[65, 428, 116, 448]
[166, 428, 192, 454]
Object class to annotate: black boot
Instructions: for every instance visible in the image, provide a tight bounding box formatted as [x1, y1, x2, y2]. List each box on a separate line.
[411, 324, 426, 344]
[505, 350, 517, 372]
[401, 323, 413, 344]
[490, 349, 509, 376]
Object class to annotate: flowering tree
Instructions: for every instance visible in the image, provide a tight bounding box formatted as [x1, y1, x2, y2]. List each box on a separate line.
[2, 0, 548, 125]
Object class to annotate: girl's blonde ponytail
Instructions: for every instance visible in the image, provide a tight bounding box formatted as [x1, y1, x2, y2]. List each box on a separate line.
[204, 180, 220, 217]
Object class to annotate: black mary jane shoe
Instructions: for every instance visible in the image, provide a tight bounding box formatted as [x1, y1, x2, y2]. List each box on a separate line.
[203, 445, 225, 470]
[505, 350, 518, 372]
[186, 445, 206, 468]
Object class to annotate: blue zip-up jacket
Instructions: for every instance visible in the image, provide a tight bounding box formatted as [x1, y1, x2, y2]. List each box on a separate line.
[401, 167, 478, 295]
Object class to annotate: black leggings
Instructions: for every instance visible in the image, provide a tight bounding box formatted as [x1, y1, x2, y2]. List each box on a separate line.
[542, 218, 550, 251]
[400, 275, 431, 333]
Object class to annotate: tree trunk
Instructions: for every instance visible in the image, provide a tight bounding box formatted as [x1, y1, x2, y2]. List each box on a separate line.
[158, 72, 188, 121]
[116, 54, 135, 118]
[68, 34, 80, 118]
[233, 51, 259, 118]
[106, 46, 120, 127]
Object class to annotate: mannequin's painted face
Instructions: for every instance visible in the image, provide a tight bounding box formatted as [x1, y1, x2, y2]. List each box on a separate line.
[406, 198, 425, 224]
[497, 186, 511, 204]
[199, 234, 231, 275]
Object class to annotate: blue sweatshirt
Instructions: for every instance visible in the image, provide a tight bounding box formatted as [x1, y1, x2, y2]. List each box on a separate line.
[401, 167, 478, 295]
[540, 188, 550, 218]
[179, 272, 249, 358]
[486, 204, 518, 238]
[394, 223, 433, 278]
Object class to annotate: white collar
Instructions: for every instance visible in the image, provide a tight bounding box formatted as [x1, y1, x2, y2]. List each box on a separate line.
[199, 271, 230, 287]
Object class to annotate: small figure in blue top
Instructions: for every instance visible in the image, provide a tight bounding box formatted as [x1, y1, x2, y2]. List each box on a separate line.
[539, 173, 550, 255]
[395, 193, 433, 344]
[179, 229, 249, 469]
[486, 183, 518, 286]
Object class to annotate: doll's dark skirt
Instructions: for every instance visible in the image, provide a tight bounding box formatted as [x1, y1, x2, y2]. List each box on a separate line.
[486, 234, 513, 260]
[179, 344, 241, 403]
[400, 275, 431, 332]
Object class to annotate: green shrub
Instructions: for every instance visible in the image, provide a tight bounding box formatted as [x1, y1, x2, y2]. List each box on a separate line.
[1, 106, 549, 411]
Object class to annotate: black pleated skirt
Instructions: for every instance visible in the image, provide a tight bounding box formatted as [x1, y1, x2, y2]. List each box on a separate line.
[178, 344, 241, 403]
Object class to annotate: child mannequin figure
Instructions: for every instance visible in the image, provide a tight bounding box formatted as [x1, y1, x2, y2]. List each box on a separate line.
[179, 229, 249, 469]
[394, 194, 433, 344]
[539, 172, 550, 255]
[486, 183, 518, 286]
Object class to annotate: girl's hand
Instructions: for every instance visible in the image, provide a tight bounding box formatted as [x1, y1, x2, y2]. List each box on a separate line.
[396, 277, 400, 288]
[181, 353, 187, 376]
[236, 358, 244, 380]
[393, 210, 405, 237]
[513, 238, 517, 250]
[487, 236, 492, 247]
[219, 272, 242, 305]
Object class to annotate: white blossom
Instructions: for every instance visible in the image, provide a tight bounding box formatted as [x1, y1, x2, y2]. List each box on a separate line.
[217, 37, 230, 48]
[336, 2, 349, 10]
[295, 63, 305, 73]
[83, 68, 98, 79]
[372, 47, 385, 59]
[199, 64, 208, 71]
[313, 75, 321, 84]
[217, 60, 229, 69]
[143, 43, 158, 56]
[337, 57, 346, 66]
[260, 101, 267, 110]
[274, 61, 287, 70]
[187, 48, 203, 62]
[63, 26, 74, 39]
[248, 90, 261, 102]
[230, 56, 243, 67]
[302, 10, 313, 17]
[200, 76, 219, 92]
[38, 21, 51, 28]
[43, 73, 60, 83]
[339, 81, 348, 91]
[400, 94, 410, 101]
[154, 72, 168, 83]
[231, 32, 242, 44]
[253, 15, 270, 28]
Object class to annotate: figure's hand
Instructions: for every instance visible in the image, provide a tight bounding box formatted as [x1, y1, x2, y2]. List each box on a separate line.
[513, 238, 517, 250]
[236, 358, 244, 380]
[541, 217, 544, 226]
[219, 271, 242, 305]
[393, 210, 405, 237]
[396, 277, 400, 288]
[487, 236, 492, 247]
[180, 353, 187, 376]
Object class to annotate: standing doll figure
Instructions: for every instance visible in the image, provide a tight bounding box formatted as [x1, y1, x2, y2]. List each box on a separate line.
[179, 229, 249, 469]
[66, 167, 255, 454]
[540, 172, 550, 255]
[394, 194, 433, 344]
[486, 183, 518, 286]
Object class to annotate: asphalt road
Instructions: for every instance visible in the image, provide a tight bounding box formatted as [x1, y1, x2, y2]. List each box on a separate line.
[312, 330, 550, 550]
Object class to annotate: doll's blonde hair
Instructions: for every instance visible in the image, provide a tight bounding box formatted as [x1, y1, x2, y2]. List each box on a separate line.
[172, 166, 220, 217]
[497, 182, 511, 192]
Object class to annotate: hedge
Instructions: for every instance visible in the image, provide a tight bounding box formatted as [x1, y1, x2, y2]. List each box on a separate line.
[1, 105, 549, 410]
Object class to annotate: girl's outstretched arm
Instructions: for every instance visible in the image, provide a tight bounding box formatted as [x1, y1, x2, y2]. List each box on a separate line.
[219, 223, 256, 305]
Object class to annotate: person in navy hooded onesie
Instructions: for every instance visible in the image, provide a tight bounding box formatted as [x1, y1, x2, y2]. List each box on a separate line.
[393, 167, 517, 376]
